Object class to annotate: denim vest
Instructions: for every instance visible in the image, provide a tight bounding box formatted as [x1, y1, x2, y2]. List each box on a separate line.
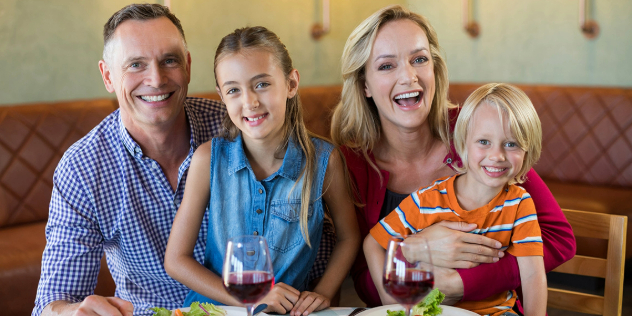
[184, 134, 333, 306]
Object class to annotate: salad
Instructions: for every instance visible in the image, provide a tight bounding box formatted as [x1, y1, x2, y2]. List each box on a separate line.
[150, 302, 226, 316]
[386, 289, 445, 316]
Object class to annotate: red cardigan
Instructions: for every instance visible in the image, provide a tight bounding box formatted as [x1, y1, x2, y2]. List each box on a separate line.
[341, 119, 576, 307]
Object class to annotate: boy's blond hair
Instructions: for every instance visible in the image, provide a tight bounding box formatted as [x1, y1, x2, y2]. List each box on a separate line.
[454, 83, 542, 184]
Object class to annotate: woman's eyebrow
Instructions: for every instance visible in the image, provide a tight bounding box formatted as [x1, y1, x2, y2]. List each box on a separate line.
[373, 47, 429, 62]
[410, 47, 429, 55]
[374, 54, 396, 62]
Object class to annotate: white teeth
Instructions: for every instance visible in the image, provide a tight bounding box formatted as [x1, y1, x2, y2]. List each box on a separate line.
[246, 114, 266, 122]
[484, 166, 505, 172]
[140, 93, 170, 102]
[395, 91, 420, 99]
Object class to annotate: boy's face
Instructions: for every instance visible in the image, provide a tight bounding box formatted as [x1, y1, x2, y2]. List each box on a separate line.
[465, 102, 525, 191]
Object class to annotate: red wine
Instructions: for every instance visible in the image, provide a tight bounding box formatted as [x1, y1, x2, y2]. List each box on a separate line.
[383, 270, 434, 305]
[225, 271, 274, 304]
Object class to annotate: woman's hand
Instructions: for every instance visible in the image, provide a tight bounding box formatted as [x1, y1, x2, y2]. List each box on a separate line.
[290, 291, 330, 316]
[261, 283, 300, 314]
[411, 221, 504, 269]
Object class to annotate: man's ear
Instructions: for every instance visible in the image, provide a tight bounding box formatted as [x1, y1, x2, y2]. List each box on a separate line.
[99, 60, 116, 93]
[185, 51, 192, 84]
[287, 69, 300, 99]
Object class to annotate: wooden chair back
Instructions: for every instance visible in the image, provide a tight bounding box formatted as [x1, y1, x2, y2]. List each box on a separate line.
[547, 209, 627, 315]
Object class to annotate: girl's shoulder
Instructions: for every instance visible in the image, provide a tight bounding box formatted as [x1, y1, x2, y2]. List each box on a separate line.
[309, 136, 335, 152]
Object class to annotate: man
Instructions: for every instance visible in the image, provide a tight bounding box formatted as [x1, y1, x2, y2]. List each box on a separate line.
[33, 4, 225, 315]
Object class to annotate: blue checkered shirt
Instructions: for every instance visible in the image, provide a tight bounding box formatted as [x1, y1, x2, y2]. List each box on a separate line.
[33, 97, 225, 316]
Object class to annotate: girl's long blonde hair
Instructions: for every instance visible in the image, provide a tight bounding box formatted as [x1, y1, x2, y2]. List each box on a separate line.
[330, 5, 455, 176]
[214, 26, 317, 247]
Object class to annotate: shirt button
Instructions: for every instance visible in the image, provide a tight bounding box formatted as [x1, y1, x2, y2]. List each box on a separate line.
[253, 231, 259, 236]
[256, 209, 263, 214]
[258, 189, 263, 194]
[446, 158, 452, 164]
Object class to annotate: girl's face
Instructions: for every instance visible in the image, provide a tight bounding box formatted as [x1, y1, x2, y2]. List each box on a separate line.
[215, 49, 298, 143]
[363, 19, 436, 133]
[465, 102, 525, 191]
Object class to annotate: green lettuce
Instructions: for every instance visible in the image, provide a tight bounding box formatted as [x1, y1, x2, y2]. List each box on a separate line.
[385, 289, 445, 316]
[148, 307, 172, 316]
[411, 289, 445, 316]
[184, 302, 227, 316]
[386, 310, 405, 316]
[149, 302, 226, 316]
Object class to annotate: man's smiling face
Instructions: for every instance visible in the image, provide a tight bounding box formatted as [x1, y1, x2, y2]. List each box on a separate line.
[99, 17, 191, 131]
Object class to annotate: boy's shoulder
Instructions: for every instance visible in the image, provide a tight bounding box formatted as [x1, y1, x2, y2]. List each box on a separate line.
[414, 175, 455, 196]
[507, 183, 531, 199]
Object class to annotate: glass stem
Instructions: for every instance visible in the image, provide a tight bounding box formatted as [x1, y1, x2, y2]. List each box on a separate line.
[405, 305, 413, 316]
[246, 304, 255, 316]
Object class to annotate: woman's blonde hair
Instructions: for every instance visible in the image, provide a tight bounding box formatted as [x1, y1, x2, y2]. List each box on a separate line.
[214, 26, 317, 247]
[454, 83, 542, 184]
[330, 5, 454, 172]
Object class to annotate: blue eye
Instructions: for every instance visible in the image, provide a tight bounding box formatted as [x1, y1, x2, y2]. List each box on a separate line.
[413, 56, 428, 64]
[478, 139, 490, 145]
[505, 142, 518, 148]
[130, 62, 141, 68]
[378, 64, 393, 71]
[256, 82, 270, 89]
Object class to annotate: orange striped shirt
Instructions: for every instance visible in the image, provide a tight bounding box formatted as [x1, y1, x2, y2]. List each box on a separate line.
[370, 175, 542, 316]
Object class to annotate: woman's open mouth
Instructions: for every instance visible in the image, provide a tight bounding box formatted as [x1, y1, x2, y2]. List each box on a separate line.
[393, 91, 422, 107]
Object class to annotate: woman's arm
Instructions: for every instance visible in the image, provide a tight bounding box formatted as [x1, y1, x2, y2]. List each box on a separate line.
[164, 142, 241, 306]
[339, 147, 384, 307]
[292, 149, 361, 316]
[457, 169, 575, 301]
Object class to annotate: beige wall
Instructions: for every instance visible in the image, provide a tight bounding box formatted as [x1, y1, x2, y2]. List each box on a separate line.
[0, 0, 402, 105]
[409, 0, 632, 87]
[1, 0, 630, 106]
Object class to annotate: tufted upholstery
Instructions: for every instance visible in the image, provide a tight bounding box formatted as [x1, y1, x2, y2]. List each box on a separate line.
[1, 84, 630, 314]
[0, 99, 118, 315]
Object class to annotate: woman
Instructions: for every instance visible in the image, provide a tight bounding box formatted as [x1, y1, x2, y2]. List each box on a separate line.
[330, 5, 575, 309]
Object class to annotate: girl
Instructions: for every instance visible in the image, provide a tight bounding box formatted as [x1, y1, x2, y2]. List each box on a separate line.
[164, 26, 360, 316]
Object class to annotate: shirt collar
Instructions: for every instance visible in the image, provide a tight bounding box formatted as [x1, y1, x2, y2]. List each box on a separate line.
[118, 111, 143, 158]
[227, 133, 303, 181]
[118, 100, 200, 158]
[184, 100, 204, 149]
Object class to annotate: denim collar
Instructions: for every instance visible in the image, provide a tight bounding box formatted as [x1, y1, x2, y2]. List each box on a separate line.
[119, 102, 198, 158]
[227, 133, 303, 182]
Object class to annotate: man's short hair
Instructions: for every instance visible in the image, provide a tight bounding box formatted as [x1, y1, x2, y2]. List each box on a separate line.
[102, 3, 186, 61]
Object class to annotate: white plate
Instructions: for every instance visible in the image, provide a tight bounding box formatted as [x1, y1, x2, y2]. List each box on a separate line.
[172, 305, 270, 316]
[355, 304, 478, 316]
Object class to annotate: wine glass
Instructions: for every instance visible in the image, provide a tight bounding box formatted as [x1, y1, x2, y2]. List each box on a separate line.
[382, 236, 434, 316]
[223, 235, 274, 316]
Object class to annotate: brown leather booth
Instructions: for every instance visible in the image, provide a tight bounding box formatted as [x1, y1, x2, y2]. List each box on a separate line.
[1, 84, 630, 315]
[0, 99, 118, 315]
